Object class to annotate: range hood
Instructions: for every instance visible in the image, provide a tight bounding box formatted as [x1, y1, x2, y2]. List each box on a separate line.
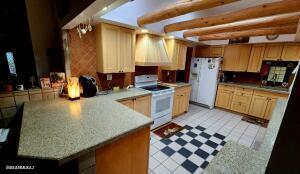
[135, 34, 171, 66]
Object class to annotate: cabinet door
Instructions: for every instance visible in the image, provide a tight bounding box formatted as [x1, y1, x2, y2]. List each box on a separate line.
[231, 102, 250, 114]
[101, 24, 120, 73]
[195, 46, 210, 57]
[178, 43, 187, 70]
[264, 98, 277, 120]
[119, 28, 135, 72]
[179, 88, 191, 114]
[119, 99, 134, 109]
[210, 46, 224, 57]
[222, 45, 239, 71]
[236, 45, 252, 71]
[163, 39, 179, 70]
[247, 44, 265, 73]
[14, 95, 29, 105]
[172, 93, 181, 117]
[281, 43, 300, 61]
[263, 43, 284, 61]
[215, 89, 233, 109]
[248, 95, 268, 118]
[134, 96, 151, 117]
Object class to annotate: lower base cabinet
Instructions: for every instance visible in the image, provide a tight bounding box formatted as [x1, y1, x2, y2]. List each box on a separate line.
[119, 95, 151, 117]
[173, 86, 191, 118]
[95, 127, 150, 174]
[215, 84, 288, 120]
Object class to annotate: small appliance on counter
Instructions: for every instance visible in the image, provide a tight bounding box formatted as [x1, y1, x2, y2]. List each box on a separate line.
[79, 75, 98, 97]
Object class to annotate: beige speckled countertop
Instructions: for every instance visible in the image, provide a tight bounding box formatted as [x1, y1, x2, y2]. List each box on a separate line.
[203, 99, 287, 174]
[17, 88, 152, 164]
[160, 82, 191, 89]
[218, 82, 290, 95]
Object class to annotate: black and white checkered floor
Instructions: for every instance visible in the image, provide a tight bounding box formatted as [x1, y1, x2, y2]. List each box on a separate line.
[149, 105, 267, 174]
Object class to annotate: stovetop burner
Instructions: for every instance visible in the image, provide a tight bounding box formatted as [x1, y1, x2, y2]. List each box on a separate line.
[140, 85, 170, 92]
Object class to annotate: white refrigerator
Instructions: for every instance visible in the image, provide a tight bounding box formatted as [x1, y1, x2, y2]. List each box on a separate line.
[189, 58, 221, 109]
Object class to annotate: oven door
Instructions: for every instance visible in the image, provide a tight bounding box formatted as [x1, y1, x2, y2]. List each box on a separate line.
[151, 91, 174, 119]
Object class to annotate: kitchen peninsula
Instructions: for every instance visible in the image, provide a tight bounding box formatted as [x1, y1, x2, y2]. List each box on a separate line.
[17, 88, 153, 173]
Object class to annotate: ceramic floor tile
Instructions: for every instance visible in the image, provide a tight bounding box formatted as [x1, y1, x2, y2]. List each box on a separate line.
[153, 151, 168, 163]
[153, 164, 170, 174]
[162, 158, 179, 172]
[149, 157, 160, 170]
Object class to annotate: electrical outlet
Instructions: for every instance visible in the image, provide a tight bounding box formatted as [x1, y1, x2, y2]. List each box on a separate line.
[107, 74, 112, 81]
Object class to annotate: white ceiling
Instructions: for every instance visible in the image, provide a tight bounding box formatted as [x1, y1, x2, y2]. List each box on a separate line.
[93, 0, 296, 44]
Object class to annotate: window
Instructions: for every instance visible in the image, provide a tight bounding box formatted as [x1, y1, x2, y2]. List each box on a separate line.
[5, 52, 17, 76]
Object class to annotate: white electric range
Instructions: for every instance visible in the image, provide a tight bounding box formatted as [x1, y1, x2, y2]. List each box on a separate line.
[135, 75, 174, 129]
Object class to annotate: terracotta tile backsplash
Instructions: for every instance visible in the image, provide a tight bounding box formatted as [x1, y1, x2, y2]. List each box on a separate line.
[68, 28, 170, 90]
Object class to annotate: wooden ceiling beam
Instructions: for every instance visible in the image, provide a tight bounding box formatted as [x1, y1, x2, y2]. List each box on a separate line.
[295, 19, 300, 41]
[184, 13, 300, 38]
[137, 0, 239, 27]
[164, 0, 300, 33]
[198, 25, 298, 41]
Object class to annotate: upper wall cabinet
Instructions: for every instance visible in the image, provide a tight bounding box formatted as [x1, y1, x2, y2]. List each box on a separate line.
[161, 39, 188, 70]
[135, 34, 170, 66]
[247, 44, 265, 73]
[222, 44, 252, 72]
[263, 43, 284, 61]
[281, 43, 300, 61]
[195, 45, 224, 57]
[95, 23, 135, 73]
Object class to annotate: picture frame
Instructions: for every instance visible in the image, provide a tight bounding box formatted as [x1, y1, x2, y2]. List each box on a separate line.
[40, 78, 51, 89]
[50, 72, 66, 88]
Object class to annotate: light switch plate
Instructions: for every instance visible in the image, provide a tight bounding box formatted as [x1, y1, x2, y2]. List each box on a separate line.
[107, 74, 112, 81]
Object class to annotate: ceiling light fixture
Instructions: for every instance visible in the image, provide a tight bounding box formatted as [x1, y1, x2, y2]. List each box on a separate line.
[102, 6, 108, 11]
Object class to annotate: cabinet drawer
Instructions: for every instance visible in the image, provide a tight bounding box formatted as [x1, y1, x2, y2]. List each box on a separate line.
[232, 92, 252, 104]
[218, 85, 235, 91]
[253, 90, 288, 99]
[235, 87, 253, 94]
[29, 89, 42, 94]
[15, 95, 30, 105]
[0, 97, 15, 108]
[0, 92, 13, 98]
[231, 102, 249, 114]
[13, 91, 28, 96]
[29, 93, 43, 101]
[175, 86, 191, 94]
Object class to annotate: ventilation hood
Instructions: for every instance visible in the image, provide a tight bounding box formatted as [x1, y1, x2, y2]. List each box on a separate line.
[135, 34, 171, 66]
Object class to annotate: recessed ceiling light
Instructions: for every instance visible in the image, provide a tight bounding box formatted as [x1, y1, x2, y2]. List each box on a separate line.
[141, 29, 148, 33]
[102, 6, 108, 11]
[168, 36, 174, 39]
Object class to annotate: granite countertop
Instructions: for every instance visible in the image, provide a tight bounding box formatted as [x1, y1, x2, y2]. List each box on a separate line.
[203, 99, 287, 174]
[17, 88, 152, 164]
[160, 82, 191, 89]
[218, 82, 290, 95]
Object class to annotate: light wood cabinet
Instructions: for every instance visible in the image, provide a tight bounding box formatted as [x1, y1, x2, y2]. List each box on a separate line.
[95, 23, 135, 73]
[119, 95, 151, 117]
[263, 43, 284, 61]
[210, 46, 224, 57]
[172, 86, 191, 118]
[195, 45, 224, 57]
[96, 127, 150, 174]
[247, 44, 265, 73]
[216, 84, 288, 120]
[222, 45, 252, 72]
[281, 43, 300, 61]
[195, 45, 210, 57]
[215, 89, 234, 109]
[248, 95, 268, 118]
[134, 96, 151, 117]
[162, 39, 187, 70]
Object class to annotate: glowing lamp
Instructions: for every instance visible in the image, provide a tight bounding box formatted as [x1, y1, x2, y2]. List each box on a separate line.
[68, 77, 80, 100]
